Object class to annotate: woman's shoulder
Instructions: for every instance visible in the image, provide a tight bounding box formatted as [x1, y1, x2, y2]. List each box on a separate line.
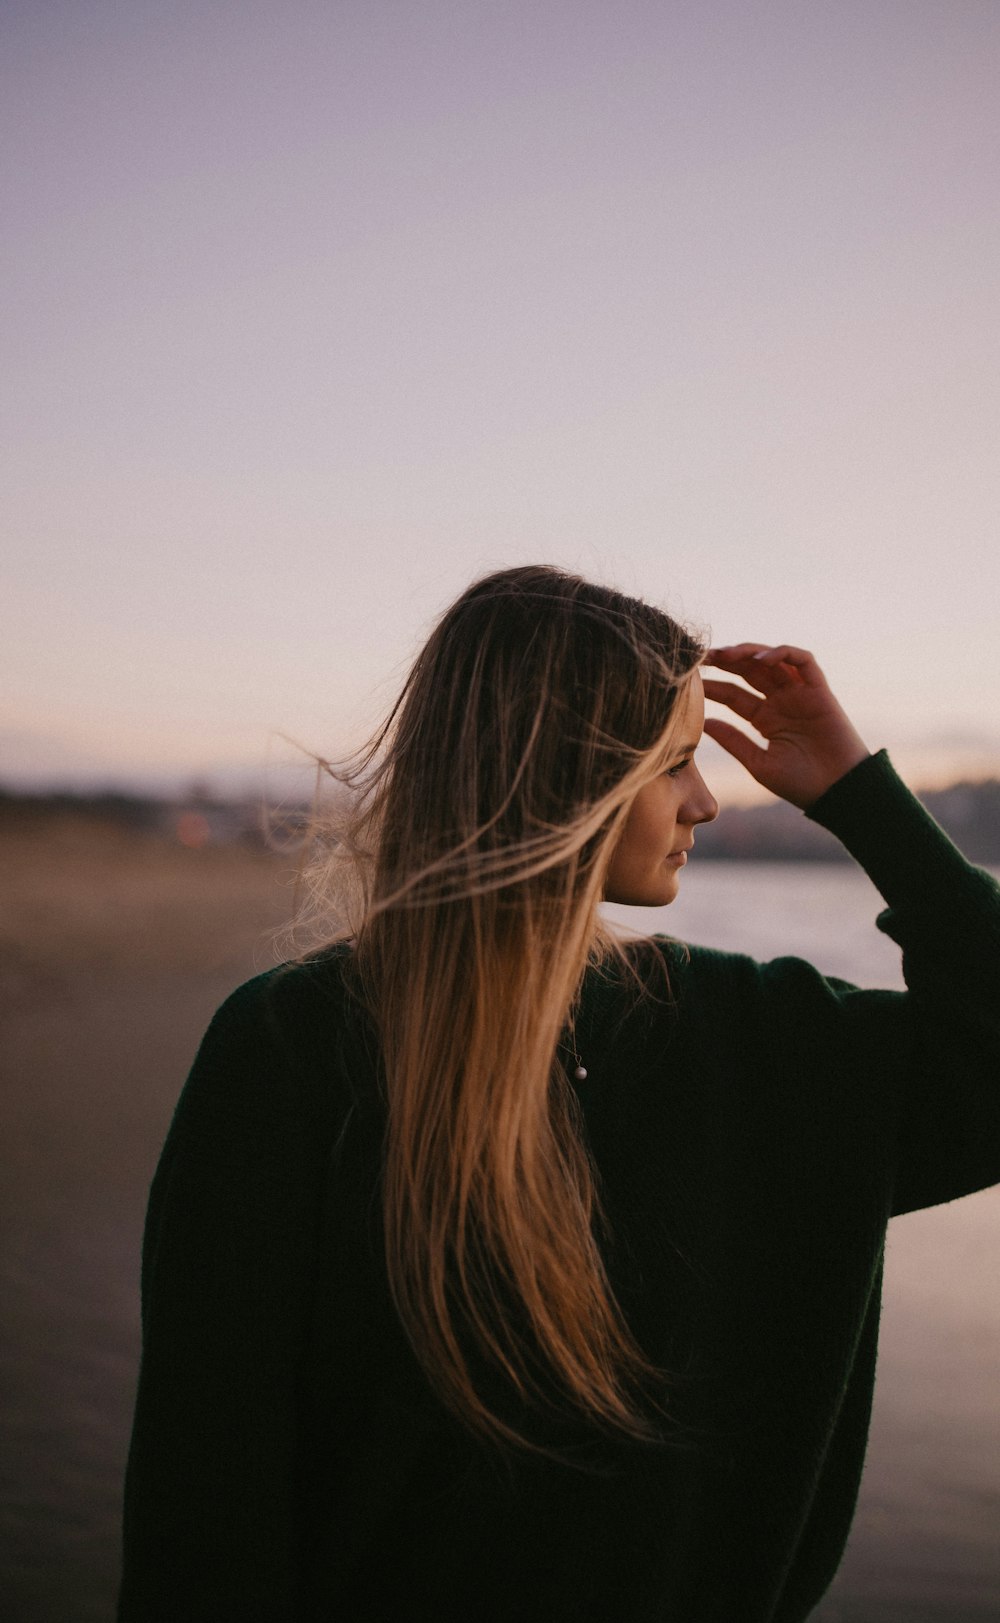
[619, 933, 863, 1050]
[218, 941, 356, 1018]
[646, 931, 867, 1008]
[621, 932, 769, 996]
[169, 945, 369, 1148]
[199, 943, 368, 1078]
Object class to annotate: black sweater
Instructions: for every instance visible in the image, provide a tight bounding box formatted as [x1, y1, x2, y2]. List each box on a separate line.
[118, 750, 1000, 1621]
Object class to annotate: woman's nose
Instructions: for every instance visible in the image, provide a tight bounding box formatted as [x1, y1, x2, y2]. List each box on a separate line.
[687, 770, 719, 825]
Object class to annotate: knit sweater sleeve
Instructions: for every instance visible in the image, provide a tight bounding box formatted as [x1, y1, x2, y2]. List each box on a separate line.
[118, 972, 332, 1623]
[774, 748, 1000, 1214]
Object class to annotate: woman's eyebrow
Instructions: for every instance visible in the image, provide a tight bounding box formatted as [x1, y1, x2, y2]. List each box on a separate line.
[672, 741, 701, 757]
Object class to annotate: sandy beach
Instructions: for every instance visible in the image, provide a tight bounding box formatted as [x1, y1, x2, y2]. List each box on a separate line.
[2, 809, 297, 1623]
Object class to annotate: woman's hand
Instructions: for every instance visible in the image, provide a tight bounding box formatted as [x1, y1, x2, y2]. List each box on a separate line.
[701, 644, 872, 810]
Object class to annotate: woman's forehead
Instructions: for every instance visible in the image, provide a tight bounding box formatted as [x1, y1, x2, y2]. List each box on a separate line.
[675, 670, 705, 735]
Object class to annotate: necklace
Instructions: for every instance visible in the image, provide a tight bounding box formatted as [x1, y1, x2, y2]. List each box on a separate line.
[558, 1025, 588, 1081]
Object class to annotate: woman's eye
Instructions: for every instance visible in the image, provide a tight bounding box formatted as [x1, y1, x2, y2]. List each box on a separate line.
[666, 759, 691, 779]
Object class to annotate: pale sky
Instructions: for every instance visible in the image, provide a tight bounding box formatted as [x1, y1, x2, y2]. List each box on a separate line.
[4, 0, 999, 804]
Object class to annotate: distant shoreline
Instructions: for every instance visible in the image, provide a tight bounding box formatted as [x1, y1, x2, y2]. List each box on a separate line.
[3, 773, 1000, 864]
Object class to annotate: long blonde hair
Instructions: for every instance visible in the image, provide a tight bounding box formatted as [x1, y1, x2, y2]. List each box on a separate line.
[297, 565, 705, 1449]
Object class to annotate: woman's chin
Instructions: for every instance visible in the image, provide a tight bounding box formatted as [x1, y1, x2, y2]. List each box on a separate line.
[649, 866, 683, 906]
[605, 874, 681, 908]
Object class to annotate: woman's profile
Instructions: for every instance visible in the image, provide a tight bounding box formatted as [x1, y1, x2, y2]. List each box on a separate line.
[118, 565, 1000, 1621]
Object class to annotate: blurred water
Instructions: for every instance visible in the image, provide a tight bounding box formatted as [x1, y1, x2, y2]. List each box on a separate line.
[604, 856, 910, 987]
[2, 862, 998, 1621]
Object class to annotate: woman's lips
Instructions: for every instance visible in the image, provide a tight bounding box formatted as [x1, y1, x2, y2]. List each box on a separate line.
[666, 850, 689, 866]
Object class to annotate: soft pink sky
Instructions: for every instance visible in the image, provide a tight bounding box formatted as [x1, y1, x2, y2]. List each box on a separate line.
[3, 0, 998, 804]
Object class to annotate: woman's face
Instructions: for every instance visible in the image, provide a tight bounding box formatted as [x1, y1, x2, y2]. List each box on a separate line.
[604, 672, 719, 907]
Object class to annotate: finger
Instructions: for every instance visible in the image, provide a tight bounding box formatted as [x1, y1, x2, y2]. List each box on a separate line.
[703, 646, 796, 694]
[748, 646, 827, 687]
[707, 644, 826, 681]
[704, 644, 771, 667]
[702, 718, 769, 778]
[701, 678, 762, 724]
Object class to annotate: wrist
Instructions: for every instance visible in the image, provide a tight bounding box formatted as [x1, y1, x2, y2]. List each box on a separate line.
[804, 747, 874, 811]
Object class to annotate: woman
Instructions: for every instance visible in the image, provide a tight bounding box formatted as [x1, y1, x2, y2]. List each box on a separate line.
[119, 565, 1000, 1622]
